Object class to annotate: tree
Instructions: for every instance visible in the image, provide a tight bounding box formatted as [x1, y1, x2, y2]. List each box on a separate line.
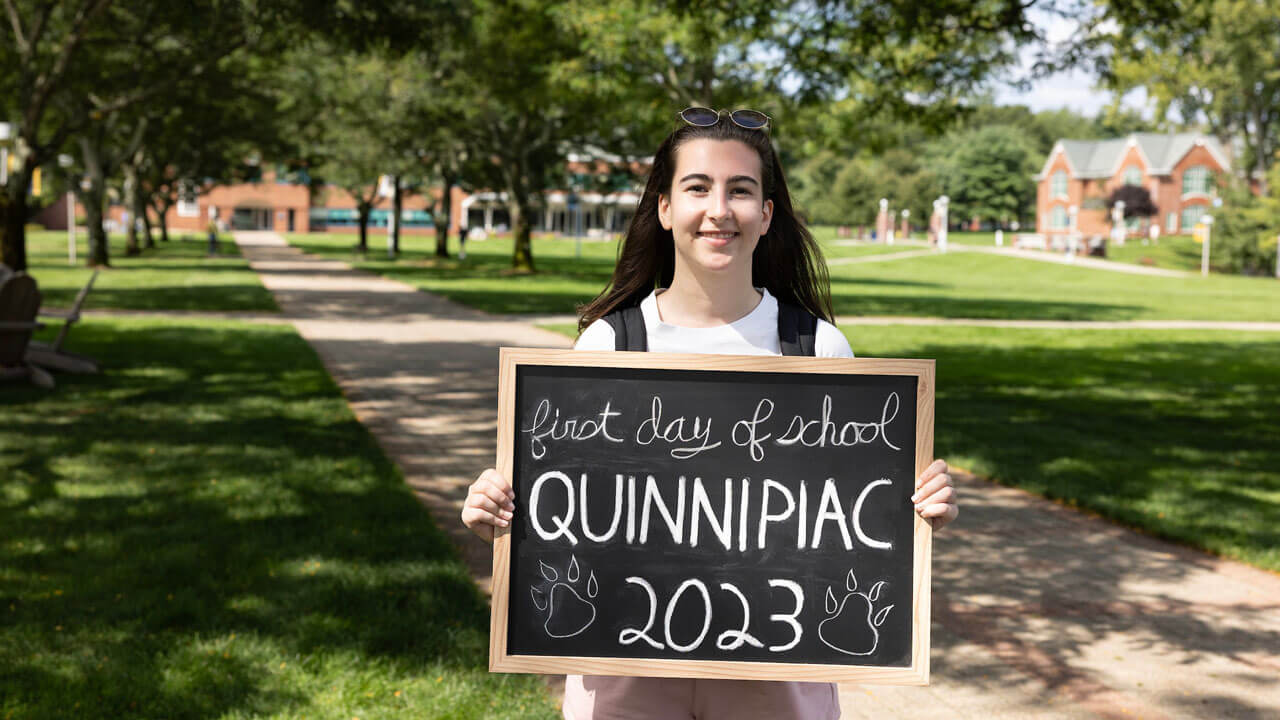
[138, 58, 284, 245]
[1, 0, 454, 270]
[448, 0, 609, 271]
[539, 0, 1044, 267]
[1, 0, 114, 271]
[1106, 185, 1157, 219]
[1091, 0, 1280, 193]
[930, 125, 1039, 226]
[1214, 162, 1280, 275]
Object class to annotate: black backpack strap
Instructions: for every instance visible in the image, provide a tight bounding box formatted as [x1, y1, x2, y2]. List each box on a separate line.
[602, 306, 648, 351]
[777, 301, 818, 357]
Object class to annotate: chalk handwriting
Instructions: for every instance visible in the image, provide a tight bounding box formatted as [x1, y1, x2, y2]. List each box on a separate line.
[522, 398, 625, 460]
[635, 396, 722, 459]
[528, 470, 894, 552]
[775, 393, 902, 452]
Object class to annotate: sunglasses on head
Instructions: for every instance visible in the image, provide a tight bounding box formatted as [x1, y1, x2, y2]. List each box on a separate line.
[678, 106, 771, 131]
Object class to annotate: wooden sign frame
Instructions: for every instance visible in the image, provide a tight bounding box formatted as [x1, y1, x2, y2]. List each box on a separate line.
[489, 348, 934, 685]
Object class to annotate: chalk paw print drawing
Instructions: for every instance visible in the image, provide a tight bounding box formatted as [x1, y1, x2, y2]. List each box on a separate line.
[530, 555, 599, 638]
[817, 569, 893, 656]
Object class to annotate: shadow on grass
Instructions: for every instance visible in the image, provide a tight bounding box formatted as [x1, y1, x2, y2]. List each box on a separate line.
[911, 335, 1280, 569]
[0, 321, 548, 718]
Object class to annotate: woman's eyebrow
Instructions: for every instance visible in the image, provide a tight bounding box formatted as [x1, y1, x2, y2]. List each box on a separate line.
[678, 173, 760, 186]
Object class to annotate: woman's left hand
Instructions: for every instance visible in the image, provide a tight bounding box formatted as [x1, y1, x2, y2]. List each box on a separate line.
[912, 459, 958, 531]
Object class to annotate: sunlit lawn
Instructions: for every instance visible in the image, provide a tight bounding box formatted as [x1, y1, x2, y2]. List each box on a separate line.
[21, 230, 277, 312]
[1104, 234, 1206, 272]
[1, 318, 558, 719]
[287, 231, 1280, 322]
[535, 321, 1280, 571]
[824, 250, 1280, 321]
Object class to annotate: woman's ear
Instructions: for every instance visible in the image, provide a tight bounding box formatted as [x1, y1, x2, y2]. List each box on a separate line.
[760, 198, 773, 237]
[657, 193, 672, 230]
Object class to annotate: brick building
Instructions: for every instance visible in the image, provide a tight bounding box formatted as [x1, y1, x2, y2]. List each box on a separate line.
[38, 154, 646, 239]
[1034, 133, 1230, 239]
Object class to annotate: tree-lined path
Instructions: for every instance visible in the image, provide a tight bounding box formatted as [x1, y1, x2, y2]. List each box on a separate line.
[236, 231, 1280, 719]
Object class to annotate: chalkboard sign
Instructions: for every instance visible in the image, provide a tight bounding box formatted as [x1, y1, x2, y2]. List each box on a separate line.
[489, 349, 934, 685]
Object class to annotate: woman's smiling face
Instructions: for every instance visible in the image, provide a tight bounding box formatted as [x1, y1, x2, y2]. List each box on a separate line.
[658, 138, 773, 276]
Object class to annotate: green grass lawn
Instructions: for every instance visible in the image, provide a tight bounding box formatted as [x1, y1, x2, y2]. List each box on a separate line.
[921, 228, 1213, 273]
[825, 251, 1280, 321]
[288, 232, 619, 315]
[287, 231, 1280, 322]
[1, 319, 558, 719]
[537, 321, 1280, 571]
[21, 230, 277, 312]
[1104, 234, 1205, 272]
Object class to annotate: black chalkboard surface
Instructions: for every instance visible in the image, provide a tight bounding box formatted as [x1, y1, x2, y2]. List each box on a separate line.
[489, 349, 934, 685]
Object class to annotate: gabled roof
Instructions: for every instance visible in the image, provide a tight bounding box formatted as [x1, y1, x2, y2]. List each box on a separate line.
[1036, 133, 1231, 180]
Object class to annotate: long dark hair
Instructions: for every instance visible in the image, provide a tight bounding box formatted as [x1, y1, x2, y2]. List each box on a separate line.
[577, 118, 833, 334]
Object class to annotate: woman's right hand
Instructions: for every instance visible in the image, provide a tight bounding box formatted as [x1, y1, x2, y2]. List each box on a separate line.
[461, 468, 515, 543]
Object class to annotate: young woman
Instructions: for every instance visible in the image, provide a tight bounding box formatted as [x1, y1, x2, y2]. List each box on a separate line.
[463, 107, 958, 719]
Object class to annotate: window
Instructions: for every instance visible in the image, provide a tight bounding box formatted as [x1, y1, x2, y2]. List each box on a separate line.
[1050, 205, 1069, 230]
[176, 182, 199, 217]
[1181, 204, 1206, 230]
[1166, 212, 1177, 234]
[1182, 165, 1211, 196]
[1123, 165, 1142, 186]
[1050, 170, 1068, 199]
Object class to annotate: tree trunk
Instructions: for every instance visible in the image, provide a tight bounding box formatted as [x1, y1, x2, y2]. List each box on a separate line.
[123, 163, 142, 256]
[391, 175, 402, 255]
[80, 138, 110, 266]
[435, 172, 454, 258]
[142, 200, 155, 249]
[357, 204, 369, 253]
[510, 198, 535, 271]
[0, 183, 29, 272]
[153, 199, 171, 243]
[82, 187, 109, 267]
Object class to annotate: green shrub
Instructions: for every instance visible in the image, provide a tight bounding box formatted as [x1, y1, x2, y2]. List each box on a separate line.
[1215, 180, 1279, 276]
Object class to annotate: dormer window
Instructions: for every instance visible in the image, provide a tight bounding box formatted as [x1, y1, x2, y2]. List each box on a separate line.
[1123, 165, 1142, 186]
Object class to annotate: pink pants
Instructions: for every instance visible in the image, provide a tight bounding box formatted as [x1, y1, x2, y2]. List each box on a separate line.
[562, 675, 840, 720]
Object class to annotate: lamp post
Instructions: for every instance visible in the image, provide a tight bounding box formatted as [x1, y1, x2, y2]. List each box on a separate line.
[1200, 214, 1213, 277]
[1067, 205, 1079, 263]
[900, 208, 910, 242]
[58, 154, 76, 264]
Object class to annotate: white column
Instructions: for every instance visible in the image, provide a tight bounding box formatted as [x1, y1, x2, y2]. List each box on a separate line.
[936, 196, 949, 253]
[484, 205, 493, 231]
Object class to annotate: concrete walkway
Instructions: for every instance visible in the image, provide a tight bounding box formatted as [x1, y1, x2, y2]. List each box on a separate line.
[235, 230, 1280, 720]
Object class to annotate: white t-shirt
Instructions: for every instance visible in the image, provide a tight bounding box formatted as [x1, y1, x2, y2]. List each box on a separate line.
[563, 287, 848, 720]
[575, 288, 854, 357]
